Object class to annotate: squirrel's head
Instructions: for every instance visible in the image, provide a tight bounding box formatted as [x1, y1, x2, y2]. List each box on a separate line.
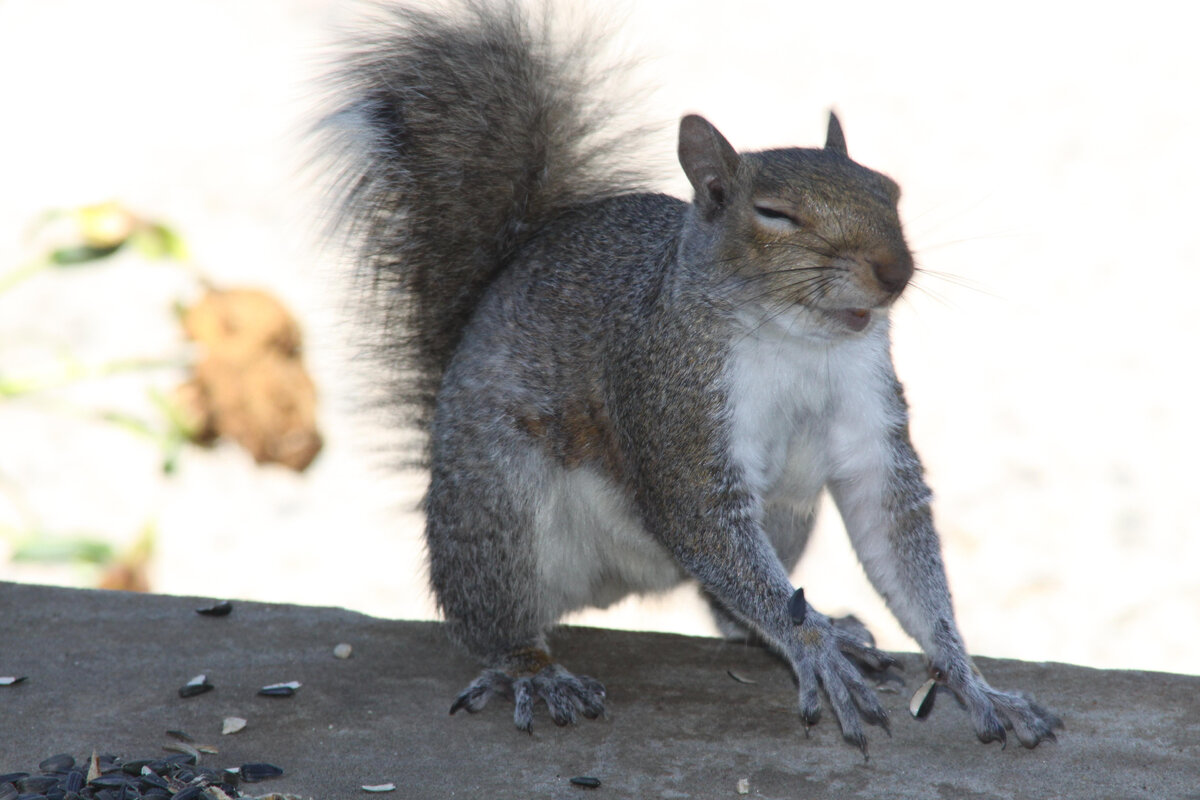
[677, 112, 913, 334]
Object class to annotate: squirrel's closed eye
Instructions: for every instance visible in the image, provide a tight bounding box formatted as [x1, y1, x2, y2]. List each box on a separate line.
[753, 204, 801, 229]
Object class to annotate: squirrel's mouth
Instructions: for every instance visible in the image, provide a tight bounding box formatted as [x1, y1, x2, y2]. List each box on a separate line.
[824, 308, 872, 332]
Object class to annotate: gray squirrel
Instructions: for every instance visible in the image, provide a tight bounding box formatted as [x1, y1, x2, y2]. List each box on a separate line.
[321, 0, 1061, 752]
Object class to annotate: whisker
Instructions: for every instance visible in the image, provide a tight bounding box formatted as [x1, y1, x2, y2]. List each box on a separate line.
[911, 231, 1016, 254]
[913, 265, 998, 298]
[902, 193, 999, 241]
[903, 276, 955, 309]
[713, 260, 831, 296]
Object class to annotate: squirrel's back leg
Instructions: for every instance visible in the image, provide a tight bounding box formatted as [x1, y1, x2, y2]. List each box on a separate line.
[425, 408, 607, 731]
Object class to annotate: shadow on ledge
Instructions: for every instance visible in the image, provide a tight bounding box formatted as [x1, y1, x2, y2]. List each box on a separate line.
[1, 581, 1196, 799]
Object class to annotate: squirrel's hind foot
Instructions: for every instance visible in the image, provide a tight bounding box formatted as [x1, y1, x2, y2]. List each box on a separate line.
[450, 662, 606, 732]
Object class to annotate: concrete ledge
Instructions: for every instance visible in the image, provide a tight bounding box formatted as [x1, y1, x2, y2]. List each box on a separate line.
[2, 581, 1196, 799]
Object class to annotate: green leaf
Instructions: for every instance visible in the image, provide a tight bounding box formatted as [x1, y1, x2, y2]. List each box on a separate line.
[132, 223, 189, 261]
[49, 243, 123, 266]
[12, 534, 115, 565]
[95, 410, 158, 440]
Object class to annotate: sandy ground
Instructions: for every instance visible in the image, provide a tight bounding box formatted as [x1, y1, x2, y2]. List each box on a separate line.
[0, 0, 1196, 676]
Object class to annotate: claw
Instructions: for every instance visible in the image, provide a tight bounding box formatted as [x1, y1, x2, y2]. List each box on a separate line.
[544, 688, 577, 726]
[577, 676, 606, 719]
[844, 729, 869, 761]
[449, 677, 495, 715]
[843, 666, 890, 728]
[1027, 700, 1065, 733]
[865, 705, 891, 735]
[449, 694, 471, 716]
[1004, 695, 1063, 748]
[798, 675, 821, 727]
[976, 719, 1006, 748]
[513, 677, 535, 733]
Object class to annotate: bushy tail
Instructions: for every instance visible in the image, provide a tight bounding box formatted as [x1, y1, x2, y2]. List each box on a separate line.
[320, 1, 648, 443]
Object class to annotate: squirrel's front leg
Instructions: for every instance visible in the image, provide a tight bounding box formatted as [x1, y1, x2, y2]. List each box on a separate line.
[826, 382, 1062, 748]
[639, 471, 896, 754]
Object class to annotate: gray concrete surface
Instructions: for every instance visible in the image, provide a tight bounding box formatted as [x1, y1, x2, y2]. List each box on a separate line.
[2, 582, 1197, 799]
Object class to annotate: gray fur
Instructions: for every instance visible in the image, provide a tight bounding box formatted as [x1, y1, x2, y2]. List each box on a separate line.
[322, 0, 1061, 751]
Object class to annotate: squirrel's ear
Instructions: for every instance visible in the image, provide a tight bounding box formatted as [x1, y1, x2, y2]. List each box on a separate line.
[678, 114, 740, 218]
[825, 111, 848, 156]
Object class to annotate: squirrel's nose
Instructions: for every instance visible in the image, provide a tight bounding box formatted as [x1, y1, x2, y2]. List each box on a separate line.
[868, 250, 913, 294]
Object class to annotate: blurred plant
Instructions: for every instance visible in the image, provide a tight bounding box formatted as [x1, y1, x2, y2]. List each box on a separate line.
[1, 200, 323, 587]
[0, 201, 188, 294]
[0, 201, 197, 472]
[3, 520, 157, 594]
[0, 202, 191, 586]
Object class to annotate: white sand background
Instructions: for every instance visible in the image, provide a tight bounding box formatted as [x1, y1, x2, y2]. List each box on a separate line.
[0, 0, 1196, 676]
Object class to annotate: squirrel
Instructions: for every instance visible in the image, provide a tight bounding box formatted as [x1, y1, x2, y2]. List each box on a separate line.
[320, 0, 1062, 753]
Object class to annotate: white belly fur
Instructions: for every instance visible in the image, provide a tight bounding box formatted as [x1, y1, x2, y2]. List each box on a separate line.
[533, 463, 685, 618]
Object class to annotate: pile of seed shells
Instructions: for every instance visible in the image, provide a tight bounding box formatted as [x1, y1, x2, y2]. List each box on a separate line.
[1, 601, 363, 800]
[0, 751, 288, 800]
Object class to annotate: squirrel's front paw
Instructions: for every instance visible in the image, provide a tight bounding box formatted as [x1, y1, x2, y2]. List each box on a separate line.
[937, 665, 1063, 748]
[793, 615, 892, 755]
[450, 662, 606, 732]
